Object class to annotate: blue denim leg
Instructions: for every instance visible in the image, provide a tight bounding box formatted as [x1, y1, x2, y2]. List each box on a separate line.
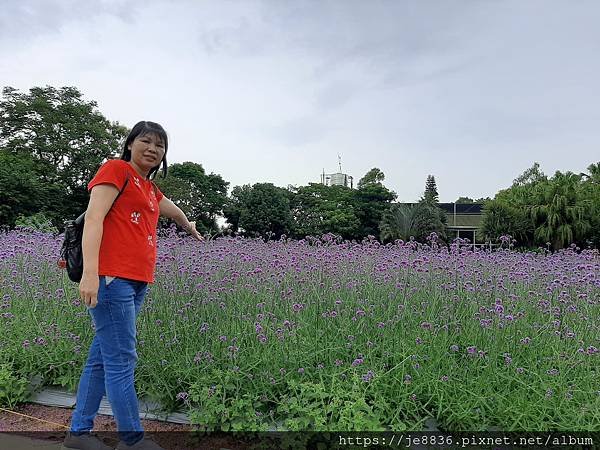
[70, 334, 105, 434]
[70, 276, 148, 446]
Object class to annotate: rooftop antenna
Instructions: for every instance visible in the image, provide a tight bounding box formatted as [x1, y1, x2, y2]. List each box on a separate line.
[338, 154, 342, 172]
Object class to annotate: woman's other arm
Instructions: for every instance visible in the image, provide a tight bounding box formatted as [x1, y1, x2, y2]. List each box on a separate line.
[80, 184, 119, 308]
[158, 196, 204, 241]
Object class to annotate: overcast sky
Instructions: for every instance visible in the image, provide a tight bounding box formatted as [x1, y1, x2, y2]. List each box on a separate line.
[1, 0, 598, 202]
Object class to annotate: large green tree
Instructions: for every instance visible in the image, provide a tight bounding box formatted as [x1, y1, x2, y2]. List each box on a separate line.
[479, 199, 531, 244]
[0, 86, 127, 226]
[354, 168, 397, 238]
[0, 150, 58, 227]
[223, 183, 293, 239]
[530, 171, 589, 250]
[289, 183, 360, 239]
[578, 162, 600, 248]
[482, 163, 548, 246]
[155, 162, 229, 233]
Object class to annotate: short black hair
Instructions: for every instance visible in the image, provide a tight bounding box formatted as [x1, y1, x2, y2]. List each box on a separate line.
[120, 121, 168, 180]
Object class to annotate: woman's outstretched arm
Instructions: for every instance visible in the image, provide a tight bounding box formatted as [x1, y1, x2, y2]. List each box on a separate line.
[158, 196, 204, 241]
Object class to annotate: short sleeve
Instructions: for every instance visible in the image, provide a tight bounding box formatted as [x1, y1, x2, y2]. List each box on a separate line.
[88, 160, 128, 192]
[153, 183, 164, 203]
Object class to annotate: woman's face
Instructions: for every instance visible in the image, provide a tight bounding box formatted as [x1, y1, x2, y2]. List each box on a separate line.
[128, 132, 165, 175]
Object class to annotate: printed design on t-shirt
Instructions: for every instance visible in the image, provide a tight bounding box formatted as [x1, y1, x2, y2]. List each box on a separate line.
[130, 212, 141, 224]
[133, 176, 141, 188]
[149, 199, 155, 212]
[147, 235, 154, 247]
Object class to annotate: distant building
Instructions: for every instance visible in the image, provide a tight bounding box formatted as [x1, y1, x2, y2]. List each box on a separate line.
[321, 171, 354, 188]
[398, 202, 484, 244]
[439, 203, 484, 243]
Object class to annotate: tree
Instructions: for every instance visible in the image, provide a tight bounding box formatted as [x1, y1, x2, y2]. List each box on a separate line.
[224, 183, 293, 239]
[357, 168, 385, 189]
[0, 86, 127, 227]
[512, 162, 547, 186]
[155, 162, 228, 233]
[223, 185, 252, 233]
[413, 203, 447, 242]
[455, 197, 474, 204]
[414, 175, 446, 242]
[530, 171, 589, 250]
[487, 164, 549, 247]
[354, 168, 397, 238]
[422, 175, 439, 204]
[456, 196, 490, 204]
[578, 162, 600, 248]
[379, 203, 420, 242]
[289, 183, 360, 239]
[0, 150, 57, 227]
[479, 199, 531, 244]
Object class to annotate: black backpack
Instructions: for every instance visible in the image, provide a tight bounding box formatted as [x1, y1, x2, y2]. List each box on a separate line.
[60, 174, 129, 282]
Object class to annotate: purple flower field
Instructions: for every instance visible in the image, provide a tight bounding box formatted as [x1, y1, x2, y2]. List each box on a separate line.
[1, 229, 599, 431]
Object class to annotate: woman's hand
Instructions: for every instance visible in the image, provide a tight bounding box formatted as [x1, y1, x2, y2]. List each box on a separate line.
[187, 221, 204, 241]
[80, 272, 100, 308]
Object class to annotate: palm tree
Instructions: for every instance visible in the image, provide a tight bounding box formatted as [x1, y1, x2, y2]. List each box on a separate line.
[379, 204, 420, 242]
[530, 172, 590, 250]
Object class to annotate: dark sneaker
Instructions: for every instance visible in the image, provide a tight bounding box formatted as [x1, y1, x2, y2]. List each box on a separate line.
[61, 431, 113, 450]
[116, 436, 166, 450]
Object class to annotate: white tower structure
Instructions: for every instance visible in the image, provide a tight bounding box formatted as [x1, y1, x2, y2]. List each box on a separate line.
[320, 155, 353, 188]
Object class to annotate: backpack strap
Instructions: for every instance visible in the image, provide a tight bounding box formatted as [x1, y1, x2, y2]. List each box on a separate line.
[74, 173, 130, 226]
[114, 172, 130, 203]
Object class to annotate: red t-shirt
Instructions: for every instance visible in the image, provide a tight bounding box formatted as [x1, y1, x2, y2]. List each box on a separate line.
[88, 159, 164, 283]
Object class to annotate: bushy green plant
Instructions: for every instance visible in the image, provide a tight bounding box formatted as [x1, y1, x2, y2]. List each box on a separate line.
[15, 213, 58, 233]
[0, 364, 30, 408]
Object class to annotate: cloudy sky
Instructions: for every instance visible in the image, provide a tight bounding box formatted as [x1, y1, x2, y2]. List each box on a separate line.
[1, 0, 598, 202]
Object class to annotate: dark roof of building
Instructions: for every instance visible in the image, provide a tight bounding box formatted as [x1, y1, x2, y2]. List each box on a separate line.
[438, 203, 483, 214]
[397, 203, 484, 214]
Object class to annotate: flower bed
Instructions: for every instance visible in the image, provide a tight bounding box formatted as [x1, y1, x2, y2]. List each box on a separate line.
[1, 230, 599, 431]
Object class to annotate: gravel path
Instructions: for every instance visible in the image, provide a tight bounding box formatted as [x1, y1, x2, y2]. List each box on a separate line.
[0, 403, 245, 449]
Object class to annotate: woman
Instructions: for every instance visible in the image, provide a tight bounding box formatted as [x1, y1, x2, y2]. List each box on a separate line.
[62, 121, 202, 450]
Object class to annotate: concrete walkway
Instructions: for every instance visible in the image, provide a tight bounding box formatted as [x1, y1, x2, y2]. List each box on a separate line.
[0, 433, 63, 449]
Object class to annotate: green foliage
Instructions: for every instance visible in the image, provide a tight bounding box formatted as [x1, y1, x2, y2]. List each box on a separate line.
[0, 86, 127, 228]
[379, 203, 420, 243]
[223, 183, 293, 239]
[354, 168, 397, 239]
[455, 197, 474, 204]
[422, 175, 439, 205]
[223, 185, 252, 233]
[0, 364, 30, 408]
[480, 163, 547, 247]
[357, 168, 385, 189]
[15, 212, 58, 233]
[414, 203, 447, 242]
[530, 171, 589, 250]
[155, 162, 229, 233]
[578, 162, 600, 248]
[278, 379, 385, 431]
[480, 200, 532, 244]
[512, 162, 547, 186]
[0, 150, 50, 227]
[188, 370, 269, 432]
[289, 183, 360, 239]
[481, 163, 598, 249]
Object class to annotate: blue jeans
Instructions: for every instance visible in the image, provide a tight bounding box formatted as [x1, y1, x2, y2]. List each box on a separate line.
[70, 276, 148, 446]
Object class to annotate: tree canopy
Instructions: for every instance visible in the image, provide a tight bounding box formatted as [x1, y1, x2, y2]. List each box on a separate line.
[0, 86, 127, 226]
